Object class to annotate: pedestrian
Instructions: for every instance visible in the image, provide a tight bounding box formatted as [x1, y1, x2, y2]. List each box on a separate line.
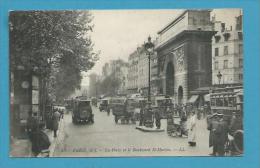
[59, 108, 64, 119]
[166, 108, 174, 135]
[26, 112, 50, 156]
[139, 105, 144, 126]
[26, 111, 37, 141]
[197, 108, 201, 120]
[52, 109, 61, 138]
[207, 113, 218, 156]
[180, 111, 188, 137]
[187, 111, 197, 146]
[229, 111, 243, 136]
[214, 112, 229, 156]
[107, 108, 110, 116]
[154, 111, 161, 129]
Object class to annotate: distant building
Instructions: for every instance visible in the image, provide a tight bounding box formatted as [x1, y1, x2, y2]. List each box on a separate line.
[127, 50, 139, 93]
[101, 63, 110, 80]
[72, 85, 88, 97]
[155, 10, 215, 104]
[118, 65, 128, 94]
[100, 59, 128, 95]
[212, 13, 243, 85]
[88, 73, 98, 97]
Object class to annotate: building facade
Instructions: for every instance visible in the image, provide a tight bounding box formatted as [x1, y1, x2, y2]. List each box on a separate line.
[155, 10, 215, 104]
[212, 14, 243, 85]
[88, 73, 98, 98]
[127, 50, 139, 93]
[127, 45, 157, 96]
[137, 46, 149, 95]
[10, 65, 43, 139]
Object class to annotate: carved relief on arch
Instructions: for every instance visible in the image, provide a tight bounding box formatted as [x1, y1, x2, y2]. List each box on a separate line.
[171, 46, 185, 72]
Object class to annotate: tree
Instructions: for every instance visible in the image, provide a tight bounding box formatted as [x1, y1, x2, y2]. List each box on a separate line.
[10, 11, 99, 102]
[99, 73, 122, 96]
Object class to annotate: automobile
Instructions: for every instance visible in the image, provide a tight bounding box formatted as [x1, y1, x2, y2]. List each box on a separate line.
[110, 97, 136, 124]
[64, 98, 74, 113]
[91, 97, 98, 107]
[72, 98, 94, 124]
[99, 98, 109, 112]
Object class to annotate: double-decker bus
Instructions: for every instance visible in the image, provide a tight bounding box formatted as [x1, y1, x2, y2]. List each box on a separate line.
[209, 85, 243, 155]
[210, 86, 243, 118]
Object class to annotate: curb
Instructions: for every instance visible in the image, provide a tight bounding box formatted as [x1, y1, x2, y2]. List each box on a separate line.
[136, 126, 165, 132]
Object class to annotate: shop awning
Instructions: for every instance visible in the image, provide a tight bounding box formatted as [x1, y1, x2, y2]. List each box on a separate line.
[188, 95, 199, 103]
[204, 94, 210, 102]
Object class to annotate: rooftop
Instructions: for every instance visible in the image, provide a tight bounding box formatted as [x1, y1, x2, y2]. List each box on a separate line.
[157, 9, 212, 35]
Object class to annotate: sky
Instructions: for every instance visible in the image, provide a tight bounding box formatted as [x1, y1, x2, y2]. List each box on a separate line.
[81, 9, 242, 86]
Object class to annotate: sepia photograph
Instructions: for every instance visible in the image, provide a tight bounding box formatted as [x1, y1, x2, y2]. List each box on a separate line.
[9, 9, 244, 157]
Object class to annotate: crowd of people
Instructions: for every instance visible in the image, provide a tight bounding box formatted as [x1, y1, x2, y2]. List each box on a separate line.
[26, 107, 63, 156]
[138, 102, 242, 156]
[207, 111, 243, 156]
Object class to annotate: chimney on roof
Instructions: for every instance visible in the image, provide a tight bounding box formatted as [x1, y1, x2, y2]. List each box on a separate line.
[236, 15, 243, 31]
[221, 23, 225, 32]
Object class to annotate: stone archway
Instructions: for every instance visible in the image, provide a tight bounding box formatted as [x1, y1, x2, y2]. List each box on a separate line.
[166, 62, 174, 96]
[178, 86, 183, 104]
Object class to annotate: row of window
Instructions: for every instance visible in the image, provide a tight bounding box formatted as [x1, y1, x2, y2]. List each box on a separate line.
[210, 97, 236, 107]
[214, 59, 243, 70]
[214, 32, 243, 43]
[215, 44, 243, 56]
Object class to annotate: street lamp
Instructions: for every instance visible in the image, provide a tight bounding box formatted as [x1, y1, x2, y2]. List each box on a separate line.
[217, 71, 222, 85]
[144, 36, 154, 102]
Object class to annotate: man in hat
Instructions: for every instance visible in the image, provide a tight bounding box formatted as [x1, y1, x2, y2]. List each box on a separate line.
[214, 112, 229, 156]
[207, 113, 218, 156]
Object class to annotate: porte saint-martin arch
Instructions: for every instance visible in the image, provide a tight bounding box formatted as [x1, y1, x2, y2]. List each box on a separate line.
[155, 10, 216, 104]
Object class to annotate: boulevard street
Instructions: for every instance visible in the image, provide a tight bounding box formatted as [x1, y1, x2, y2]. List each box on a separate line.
[53, 106, 211, 157]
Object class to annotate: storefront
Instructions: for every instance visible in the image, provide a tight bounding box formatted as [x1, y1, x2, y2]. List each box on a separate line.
[11, 66, 41, 139]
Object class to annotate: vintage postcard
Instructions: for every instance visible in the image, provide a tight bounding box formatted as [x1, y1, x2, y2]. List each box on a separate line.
[9, 9, 244, 157]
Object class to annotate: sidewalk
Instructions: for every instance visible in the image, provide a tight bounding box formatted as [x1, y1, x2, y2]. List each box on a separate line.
[136, 126, 165, 132]
[10, 118, 65, 157]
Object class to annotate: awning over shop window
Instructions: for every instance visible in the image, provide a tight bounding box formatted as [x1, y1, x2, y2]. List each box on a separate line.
[204, 94, 210, 102]
[188, 95, 199, 103]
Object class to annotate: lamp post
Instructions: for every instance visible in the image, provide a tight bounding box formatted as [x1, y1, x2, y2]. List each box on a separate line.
[217, 71, 222, 85]
[144, 36, 154, 102]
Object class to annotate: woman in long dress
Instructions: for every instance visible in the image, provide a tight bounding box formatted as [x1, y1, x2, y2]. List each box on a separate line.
[188, 111, 197, 146]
